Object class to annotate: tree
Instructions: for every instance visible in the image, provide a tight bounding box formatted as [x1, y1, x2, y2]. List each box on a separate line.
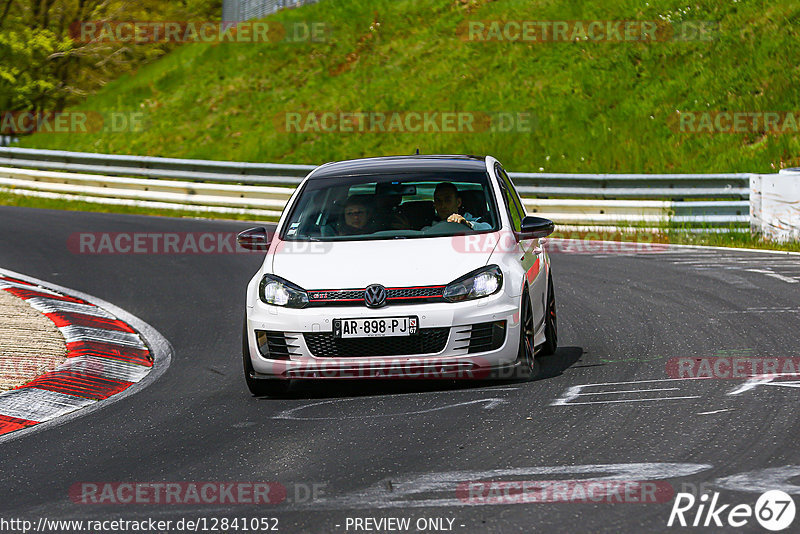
[0, 0, 221, 112]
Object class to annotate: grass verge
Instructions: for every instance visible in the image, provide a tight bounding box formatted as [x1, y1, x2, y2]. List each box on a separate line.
[14, 0, 800, 173]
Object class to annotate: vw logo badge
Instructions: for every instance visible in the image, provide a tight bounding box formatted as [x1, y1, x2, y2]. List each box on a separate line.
[364, 284, 387, 308]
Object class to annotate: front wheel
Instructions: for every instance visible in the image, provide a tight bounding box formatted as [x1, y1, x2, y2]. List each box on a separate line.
[242, 318, 291, 396]
[538, 274, 558, 356]
[515, 287, 540, 380]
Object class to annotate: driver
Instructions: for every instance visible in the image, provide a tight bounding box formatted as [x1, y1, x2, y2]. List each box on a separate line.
[431, 182, 491, 231]
[336, 196, 377, 235]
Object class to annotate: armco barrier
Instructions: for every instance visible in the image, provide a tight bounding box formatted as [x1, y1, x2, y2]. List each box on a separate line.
[0, 147, 752, 227]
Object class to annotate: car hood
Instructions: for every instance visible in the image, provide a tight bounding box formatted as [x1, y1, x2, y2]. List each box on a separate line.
[269, 235, 495, 289]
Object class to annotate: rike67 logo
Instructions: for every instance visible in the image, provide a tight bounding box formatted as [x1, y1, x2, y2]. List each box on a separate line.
[668, 490, 796, 531]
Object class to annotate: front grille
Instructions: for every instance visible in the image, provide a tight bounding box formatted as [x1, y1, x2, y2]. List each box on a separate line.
[388, 287, 443, 299]
[309, 290, 363, 301]
[307, 286, 445, 306]
[255, 331, 295, 359]
[304, 328, 449, 357]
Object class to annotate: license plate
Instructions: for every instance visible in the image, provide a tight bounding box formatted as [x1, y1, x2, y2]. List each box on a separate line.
[333, 317, 418, 338]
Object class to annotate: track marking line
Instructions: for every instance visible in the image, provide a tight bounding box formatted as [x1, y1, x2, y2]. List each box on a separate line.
[721, 307, 800, 314]
[555, 396, 701, 406]
[728, 374, 800, 395]
[551, 377, 714, 407]
[574, 387, 680, 395]
[744, 269, 799, 283]
[274, 397, 511, 420]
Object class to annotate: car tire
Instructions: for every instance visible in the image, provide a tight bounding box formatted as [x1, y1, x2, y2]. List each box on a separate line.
[242, 318, 292, 397]
[515, 286, 540, 380]
[538, 274, 558, 356]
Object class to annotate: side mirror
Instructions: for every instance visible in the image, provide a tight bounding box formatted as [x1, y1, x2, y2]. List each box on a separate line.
[237, 227, 271, 250]
[519, 216, 555, 239]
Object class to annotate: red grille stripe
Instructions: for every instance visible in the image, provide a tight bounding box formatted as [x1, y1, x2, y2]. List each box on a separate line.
[387, 295, 442, 300]
[310, 285, 445, 293]
[387, 285, 446, 290]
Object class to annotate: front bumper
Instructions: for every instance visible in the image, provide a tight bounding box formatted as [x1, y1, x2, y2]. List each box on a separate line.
[245, 292, 522, 380]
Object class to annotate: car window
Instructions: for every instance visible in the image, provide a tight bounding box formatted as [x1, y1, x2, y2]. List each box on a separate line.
[496, 165, 524, 232]
[497, 165, 527, 219]
[281, 172, 500, 241]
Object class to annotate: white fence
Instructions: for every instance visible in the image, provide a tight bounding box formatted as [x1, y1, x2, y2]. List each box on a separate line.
[750, 169, 800, 242]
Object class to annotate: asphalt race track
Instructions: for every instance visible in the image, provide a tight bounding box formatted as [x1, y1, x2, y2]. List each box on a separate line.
[1, 205, 799, 533]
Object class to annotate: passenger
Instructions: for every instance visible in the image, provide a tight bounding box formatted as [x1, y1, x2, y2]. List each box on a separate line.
[431, 182, 491, 231]
[336, 197, 377, 235]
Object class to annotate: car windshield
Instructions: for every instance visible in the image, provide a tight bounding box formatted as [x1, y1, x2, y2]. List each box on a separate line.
[281, 171, 500, 241]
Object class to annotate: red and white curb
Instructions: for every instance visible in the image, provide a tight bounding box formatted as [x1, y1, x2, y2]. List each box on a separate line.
[0, 268, 171, 439]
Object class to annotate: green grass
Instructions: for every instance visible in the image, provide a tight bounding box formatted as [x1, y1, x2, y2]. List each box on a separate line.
[7, 0, 800, 249]
[665, 228, 800, 252]
[14, 0, 800, 173]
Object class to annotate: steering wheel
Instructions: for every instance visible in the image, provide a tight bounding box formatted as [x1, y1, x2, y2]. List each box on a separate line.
[420, 220, 468, 235]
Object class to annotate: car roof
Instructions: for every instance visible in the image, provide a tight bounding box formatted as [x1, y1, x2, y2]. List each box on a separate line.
[308, 155, 489, 179]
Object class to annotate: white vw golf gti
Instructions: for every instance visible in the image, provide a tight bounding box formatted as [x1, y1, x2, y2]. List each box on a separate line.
[239, 155, 557, 395]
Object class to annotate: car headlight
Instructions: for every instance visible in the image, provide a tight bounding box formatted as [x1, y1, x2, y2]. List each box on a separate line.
[443, 265, 503, 302]
[259, 274, 309, 308]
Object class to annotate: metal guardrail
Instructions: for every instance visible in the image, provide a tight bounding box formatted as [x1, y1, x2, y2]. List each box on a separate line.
[0, 147, 750, 227]
[512, 172, 749, 199]
[0, 147, 314, 185]
[223, 0, 320, 23]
